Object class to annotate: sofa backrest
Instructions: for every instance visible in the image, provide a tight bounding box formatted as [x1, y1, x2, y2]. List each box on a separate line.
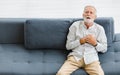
[24, 17, 114, 49]
[24, 19, 73, 49]
[0, 18, 114, 49]
[0, 18, 25, 44]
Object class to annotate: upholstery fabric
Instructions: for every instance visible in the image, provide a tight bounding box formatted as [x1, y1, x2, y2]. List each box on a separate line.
[24, 19, 72, 49]
[0, 18, 25, 44]
[0, 44, 67, 75]
[114, 33, 120, 42]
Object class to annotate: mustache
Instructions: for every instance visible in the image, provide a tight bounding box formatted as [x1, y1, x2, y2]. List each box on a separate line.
[83, 17, 94, 23]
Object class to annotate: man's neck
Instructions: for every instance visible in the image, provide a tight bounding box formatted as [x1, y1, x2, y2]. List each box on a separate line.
[84, 22, 93, 29]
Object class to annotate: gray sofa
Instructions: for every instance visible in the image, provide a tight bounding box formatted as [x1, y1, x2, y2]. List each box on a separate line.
[0, 17, 120, 75]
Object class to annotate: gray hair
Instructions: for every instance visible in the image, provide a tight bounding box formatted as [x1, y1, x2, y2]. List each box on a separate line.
[84, 5, 97, 15]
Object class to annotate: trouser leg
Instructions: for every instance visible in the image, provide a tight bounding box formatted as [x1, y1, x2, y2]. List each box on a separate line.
[56, 56, 80, 75]
[84, 61, 104, 75]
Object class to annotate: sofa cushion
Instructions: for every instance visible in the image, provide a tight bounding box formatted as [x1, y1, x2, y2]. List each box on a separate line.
[0, 44, 68, 75]
[24, 19, 72, 49]
[0, 18, 25, 44]
[24, 17, 114, 49]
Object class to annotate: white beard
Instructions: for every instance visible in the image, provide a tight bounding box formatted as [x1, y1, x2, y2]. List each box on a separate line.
[84, 18, 94, 23]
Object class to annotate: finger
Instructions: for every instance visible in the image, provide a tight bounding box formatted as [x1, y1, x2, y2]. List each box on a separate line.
[86, 38, 89, 43]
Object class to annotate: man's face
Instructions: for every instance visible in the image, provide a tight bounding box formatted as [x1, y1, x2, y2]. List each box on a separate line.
[83, 6, 96, 23]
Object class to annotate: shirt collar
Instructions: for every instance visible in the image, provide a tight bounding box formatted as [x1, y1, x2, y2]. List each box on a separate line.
[82, 21, 95, 30]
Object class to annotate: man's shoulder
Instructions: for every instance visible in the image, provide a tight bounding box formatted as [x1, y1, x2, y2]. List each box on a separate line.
[68, 21, 82, 30]
[94, 22, 105, 31]
[70, 20, 83, 27]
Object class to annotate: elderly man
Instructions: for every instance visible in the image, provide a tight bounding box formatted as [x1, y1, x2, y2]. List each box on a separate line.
[56, 5, 107, 75]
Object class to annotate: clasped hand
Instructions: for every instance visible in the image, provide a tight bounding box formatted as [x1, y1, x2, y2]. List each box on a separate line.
[80, 34, 97, 46]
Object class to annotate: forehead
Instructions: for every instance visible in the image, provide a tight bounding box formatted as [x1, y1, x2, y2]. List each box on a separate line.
[84, 7, 96, 12]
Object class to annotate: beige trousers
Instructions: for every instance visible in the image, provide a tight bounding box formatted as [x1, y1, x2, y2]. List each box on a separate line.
[56, 56, 104, 75]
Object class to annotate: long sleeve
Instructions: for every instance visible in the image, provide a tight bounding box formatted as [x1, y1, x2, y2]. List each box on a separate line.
[66, 22, 80, 50]
[95, 26, 107, 53]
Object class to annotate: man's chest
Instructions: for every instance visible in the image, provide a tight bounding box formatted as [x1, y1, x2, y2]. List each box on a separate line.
[75, 27, 98, 39]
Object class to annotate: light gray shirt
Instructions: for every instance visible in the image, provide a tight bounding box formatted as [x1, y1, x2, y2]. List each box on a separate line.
[66, 21, 107, 64]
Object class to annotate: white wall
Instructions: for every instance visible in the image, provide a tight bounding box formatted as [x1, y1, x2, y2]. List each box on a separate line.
[0, 0, 120, 33]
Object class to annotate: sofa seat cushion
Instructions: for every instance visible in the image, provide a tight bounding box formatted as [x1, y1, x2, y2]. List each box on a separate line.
[0, 44, 120, 75]
[0, 44, 44, 75]
[102, 62, 120, 75]
[0, 44, 67, 75]
[0, 44, 87, 75]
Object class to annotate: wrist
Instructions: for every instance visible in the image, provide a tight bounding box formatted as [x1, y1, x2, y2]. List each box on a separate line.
[94, 42, 98, 47]
[80, 38, 86, 44]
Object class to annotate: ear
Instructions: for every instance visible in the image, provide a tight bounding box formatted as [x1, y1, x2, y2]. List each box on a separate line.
[93, 15, 97, 20]
[95, 15, 97, 19]
[82, 13, 84, 18]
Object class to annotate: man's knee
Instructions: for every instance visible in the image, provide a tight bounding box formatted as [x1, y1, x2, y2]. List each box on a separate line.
[56, 72, 64, 75]
[56, 70, 69, 75]
[98, 69, 104, 75]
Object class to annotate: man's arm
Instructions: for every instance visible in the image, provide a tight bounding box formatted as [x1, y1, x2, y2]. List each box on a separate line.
[84, 26, 107, 53]
[95, 27, 107, 53]
[66, 22, 81, 50]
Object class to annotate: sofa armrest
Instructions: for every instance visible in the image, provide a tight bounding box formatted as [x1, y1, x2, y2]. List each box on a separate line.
[114, 33, 120, 42]
[114, 33, 120, 52]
